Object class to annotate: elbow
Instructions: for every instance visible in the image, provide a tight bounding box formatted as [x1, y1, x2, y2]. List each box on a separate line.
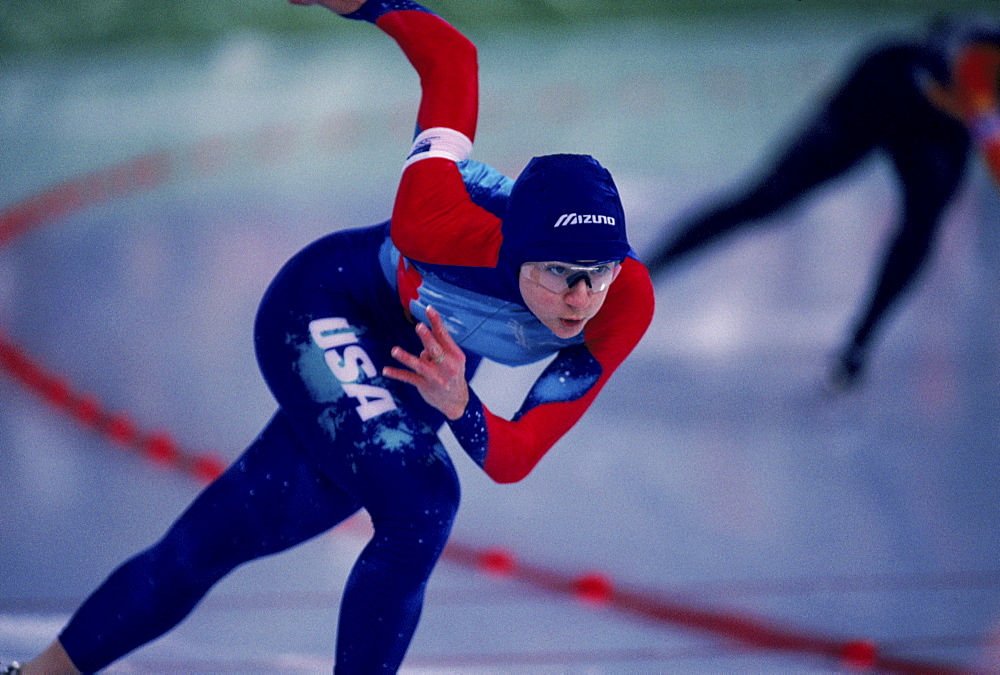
[484, 461, 533, 485]
[458, 34, 478, 69]
[488, 471, 529, 485]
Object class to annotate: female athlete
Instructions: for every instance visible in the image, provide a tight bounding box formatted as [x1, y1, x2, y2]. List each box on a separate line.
[8, 0, 654, 672]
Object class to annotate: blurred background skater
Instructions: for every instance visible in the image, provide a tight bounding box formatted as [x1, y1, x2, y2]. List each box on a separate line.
[644, 16, 1000, 391]
[5, 0, 653, 672]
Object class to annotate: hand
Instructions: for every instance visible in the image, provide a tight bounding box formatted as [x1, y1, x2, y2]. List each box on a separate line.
[383, 306, 470, 420]
[288, 0, 366, 15]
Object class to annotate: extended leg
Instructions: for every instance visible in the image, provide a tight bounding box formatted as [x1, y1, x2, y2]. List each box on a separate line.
[55, 413, 360, 673]
[645, 109, 871, 278]
[831, 132, 969, 389]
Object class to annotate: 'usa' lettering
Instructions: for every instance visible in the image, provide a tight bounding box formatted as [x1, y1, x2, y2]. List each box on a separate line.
[309, 317, 397, 421]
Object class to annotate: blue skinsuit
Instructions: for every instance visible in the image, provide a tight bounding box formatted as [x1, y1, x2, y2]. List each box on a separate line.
[54, 0, 655, 670]
[57, 167, 606, 673]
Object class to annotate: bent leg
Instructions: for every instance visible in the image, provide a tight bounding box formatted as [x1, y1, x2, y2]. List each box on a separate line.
[259, 323, 460, 674]
[332, 422, 460, 673]
[254, 233, 461, 672]
[835, 131, 969, 387]
[58, 413, 360, 673]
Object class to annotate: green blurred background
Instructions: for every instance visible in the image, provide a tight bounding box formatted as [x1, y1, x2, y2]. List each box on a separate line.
[2, 0, 998, 57]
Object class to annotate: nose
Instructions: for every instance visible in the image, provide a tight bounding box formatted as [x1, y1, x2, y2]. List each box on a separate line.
[564, 278, 591, 307]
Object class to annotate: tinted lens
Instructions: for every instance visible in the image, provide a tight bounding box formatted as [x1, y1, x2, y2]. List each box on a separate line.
[521, 261, 617, 294]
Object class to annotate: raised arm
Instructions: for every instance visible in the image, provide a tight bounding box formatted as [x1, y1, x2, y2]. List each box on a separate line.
[300, 0, 502, 266]
[371, 2, 505, 266]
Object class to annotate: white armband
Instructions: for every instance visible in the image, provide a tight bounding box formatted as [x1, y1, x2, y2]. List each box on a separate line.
[403, 126, 473, 170]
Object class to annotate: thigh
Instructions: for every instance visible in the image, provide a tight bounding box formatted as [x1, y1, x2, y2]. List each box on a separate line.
[892, 128, 970, 219]
[756, 105, 873, 199]
[165, 412, 362, 566]
[253, 225, 460, 519]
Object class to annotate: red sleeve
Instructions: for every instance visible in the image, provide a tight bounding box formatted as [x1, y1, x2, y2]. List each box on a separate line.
[375, 10, 477, 139]
[481, 257, 656, 483]
[376, 10, 504, 266]
[391, 159, 503, 266]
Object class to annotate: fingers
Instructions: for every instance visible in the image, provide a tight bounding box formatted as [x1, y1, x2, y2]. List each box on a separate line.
[382, 345, 429, 387]
[381, 306, 463, 385]
[425, 306, 455, 347]
[412, 309, 446, 363]
[388, 345, 423, 373]
[317, 0, 367, 13]
[289, 0, 365, 14]
[383, 345, 438, 383]
[414, 323, 444, 363]
[423, 306, 461, 361]
[382, 362, 422, 387]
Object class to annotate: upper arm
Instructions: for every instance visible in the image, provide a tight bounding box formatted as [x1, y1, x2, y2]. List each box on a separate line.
[391, 159, 504, 267]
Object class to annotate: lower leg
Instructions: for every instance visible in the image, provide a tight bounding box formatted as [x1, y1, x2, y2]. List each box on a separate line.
[335, 510, 457, 673]
[832, 215, 938, 389]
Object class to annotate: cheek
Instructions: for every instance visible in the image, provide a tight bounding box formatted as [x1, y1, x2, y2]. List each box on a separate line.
[525, 293, 556, 319]
[519, 278, 553, 315]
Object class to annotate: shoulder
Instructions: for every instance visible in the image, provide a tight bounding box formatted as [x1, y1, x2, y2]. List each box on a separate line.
[456, 159, 515, 217]
[583, 256, 654, 353]
[612, 255, 655, 305]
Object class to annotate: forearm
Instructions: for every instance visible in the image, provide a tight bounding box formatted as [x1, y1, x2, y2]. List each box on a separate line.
[452, 260, 655, 484]
[348, 0, 477, 140]
[448, 391, 582, 485]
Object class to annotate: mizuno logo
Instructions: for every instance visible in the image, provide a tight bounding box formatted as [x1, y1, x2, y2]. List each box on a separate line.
[553, 213, 616, 227]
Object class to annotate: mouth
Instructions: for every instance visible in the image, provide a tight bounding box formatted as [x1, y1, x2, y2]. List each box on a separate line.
[558, 317, 586, 330]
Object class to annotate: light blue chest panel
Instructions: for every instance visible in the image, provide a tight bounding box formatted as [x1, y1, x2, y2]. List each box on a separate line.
[379, 236, 583, 367]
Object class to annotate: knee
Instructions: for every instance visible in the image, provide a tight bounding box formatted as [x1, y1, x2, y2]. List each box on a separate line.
[395, 479, 461, 552]
[371, 480, 460, 573]
[144, 522, 242, 594]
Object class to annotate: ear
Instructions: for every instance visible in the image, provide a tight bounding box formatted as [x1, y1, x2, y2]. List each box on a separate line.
[612, 263, 624, 281]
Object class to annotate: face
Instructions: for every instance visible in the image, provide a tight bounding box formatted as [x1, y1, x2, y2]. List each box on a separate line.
[519, 261, 622, 339]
